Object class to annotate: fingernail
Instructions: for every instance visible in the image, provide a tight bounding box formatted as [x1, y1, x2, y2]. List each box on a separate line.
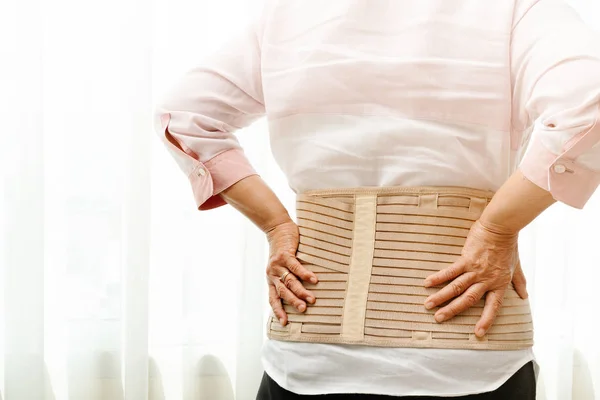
[279, 318, 285, 325]
[424, 279, 431, 287]
[298, 304, 306, 312]
[307, 296, 315, 303]
[310, 276, 318, 284]
[425, 301, 435, 309]
[435, 313, 445, 323]
[476, 328, 486, 337]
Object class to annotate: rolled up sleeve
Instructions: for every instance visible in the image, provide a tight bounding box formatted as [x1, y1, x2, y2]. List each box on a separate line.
[153, 17, 266, 210]
[512, 0, 600, 209]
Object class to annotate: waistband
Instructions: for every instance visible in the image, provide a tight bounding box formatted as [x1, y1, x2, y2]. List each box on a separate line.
[266, 185, 533, 350]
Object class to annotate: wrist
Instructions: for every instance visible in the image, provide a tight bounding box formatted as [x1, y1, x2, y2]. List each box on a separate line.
[476, 218, 520, 237]
[262, 214, 294, 234]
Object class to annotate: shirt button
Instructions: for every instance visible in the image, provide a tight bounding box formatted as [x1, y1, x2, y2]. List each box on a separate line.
[553, 164, 567, 174]
[197, 168, 206, 177]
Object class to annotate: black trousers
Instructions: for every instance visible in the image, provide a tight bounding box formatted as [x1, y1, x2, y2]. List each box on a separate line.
[256, 361, 535, 400]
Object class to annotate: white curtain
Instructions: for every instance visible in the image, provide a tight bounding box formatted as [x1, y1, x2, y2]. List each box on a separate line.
[0, 0, 598, 398]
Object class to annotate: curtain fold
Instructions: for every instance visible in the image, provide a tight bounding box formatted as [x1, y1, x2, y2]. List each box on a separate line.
[2, 0, 46, 397]
[0, 0, 598, 399]
[120, 0, 152, 397]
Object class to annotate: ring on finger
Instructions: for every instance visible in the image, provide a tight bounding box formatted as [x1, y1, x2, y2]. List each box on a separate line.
[280, 270, 291, 283]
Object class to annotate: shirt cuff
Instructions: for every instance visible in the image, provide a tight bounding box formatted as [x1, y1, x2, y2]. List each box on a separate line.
[188, 148, 258, 210]
[519, 134, 600, 209]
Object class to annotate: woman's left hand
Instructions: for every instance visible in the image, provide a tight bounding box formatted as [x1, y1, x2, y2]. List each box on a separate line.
[422, 219, 528, 337]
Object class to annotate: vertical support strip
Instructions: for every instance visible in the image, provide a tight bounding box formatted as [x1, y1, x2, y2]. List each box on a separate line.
[341, 194, 377, 340]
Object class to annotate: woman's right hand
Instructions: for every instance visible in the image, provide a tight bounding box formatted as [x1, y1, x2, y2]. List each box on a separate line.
[266, 220, 318, 326]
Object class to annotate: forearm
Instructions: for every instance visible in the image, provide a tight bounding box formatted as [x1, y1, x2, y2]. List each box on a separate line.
[479, 168, 557, 234]
[219, 174, 292, 233]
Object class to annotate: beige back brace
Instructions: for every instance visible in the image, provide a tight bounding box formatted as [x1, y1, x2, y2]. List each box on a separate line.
[266, 186, 533, 350]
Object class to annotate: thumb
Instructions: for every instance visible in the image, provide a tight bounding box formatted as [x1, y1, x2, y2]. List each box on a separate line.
[512, 261, 528, 300]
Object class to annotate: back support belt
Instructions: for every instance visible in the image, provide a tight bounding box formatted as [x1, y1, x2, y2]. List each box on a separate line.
[266, 186, 533, 350]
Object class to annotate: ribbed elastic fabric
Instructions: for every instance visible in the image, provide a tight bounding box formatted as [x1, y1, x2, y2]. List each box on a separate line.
[267, 186, 533, 351]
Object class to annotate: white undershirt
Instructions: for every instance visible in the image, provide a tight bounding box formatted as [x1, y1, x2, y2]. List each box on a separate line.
[262, 341, 535, 397]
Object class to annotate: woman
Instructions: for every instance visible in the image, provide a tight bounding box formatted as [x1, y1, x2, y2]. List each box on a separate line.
[154, 0, 600, 398]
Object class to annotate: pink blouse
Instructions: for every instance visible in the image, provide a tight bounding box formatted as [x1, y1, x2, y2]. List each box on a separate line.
[154, 0, 600, 395]
[155, 0, 600, 212]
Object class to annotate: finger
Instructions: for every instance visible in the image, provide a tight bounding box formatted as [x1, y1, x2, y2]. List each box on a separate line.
[424, 258, 467, 287]
[283, 273, 316, 304]
[475, 289, 505, 337]
[434, 282, 486, 323]
[285, 255, 318, 284]
[424, 272, 476, 310]
[511, 261, 528, 300]
[268, 284, 287, 325]
[276, 281, 306, 313]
